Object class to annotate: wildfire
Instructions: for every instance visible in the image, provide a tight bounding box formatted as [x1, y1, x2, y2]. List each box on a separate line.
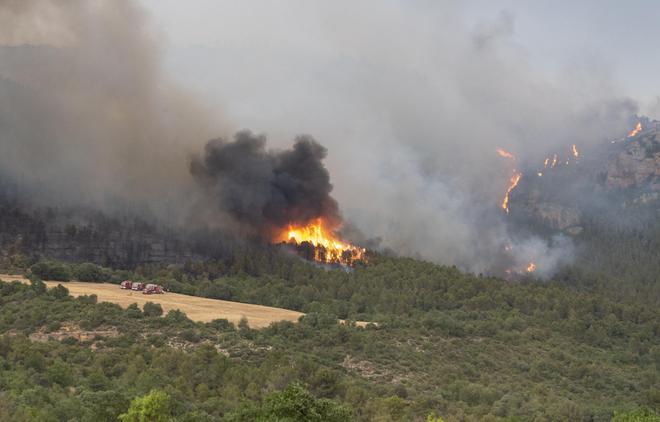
[526, 262, 536, 273]
[496, 148, 521, 214]
[501, 171, 522, 214]
[496, 148, 515, 159]
[275, 218, 366, 265]
[572, 144, 579, 158]
[627, 121, 642, 138]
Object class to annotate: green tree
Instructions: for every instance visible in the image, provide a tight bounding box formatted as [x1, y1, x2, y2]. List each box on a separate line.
[118, 390, 172, 422]
[612, 408, 660, 422]
[73, 263, 110, 282]
[30, 261, 71, 281]
[143, 302, 163, 317]
[261, 383, 352, 422]
[125, 303, 143, 319]
[50, 284, 69, 299]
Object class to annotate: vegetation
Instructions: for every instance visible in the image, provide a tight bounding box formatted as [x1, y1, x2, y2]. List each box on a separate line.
[119, 390, 173, 422]
[0, 249, 658, 420]
[1, 190, 658, 420]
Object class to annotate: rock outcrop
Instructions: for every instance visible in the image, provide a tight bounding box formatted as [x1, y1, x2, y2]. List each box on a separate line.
[0, 202, 199, 268]
[606, 130, 660, 190]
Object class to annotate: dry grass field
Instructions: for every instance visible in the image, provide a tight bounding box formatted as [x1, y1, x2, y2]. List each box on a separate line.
[0, 274, 304, 328]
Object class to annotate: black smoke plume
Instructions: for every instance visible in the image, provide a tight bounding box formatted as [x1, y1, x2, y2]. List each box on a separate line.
[190, 131, 341, 237]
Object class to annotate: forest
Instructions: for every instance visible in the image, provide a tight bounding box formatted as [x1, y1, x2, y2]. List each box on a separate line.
[0, 246, 658, 421]
[1, 180, 659, 421]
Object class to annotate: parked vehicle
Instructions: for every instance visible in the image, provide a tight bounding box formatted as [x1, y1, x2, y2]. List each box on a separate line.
[122, 281, 162, 294]
[131, 282, 145, 291]
[143, 284, 164, 294]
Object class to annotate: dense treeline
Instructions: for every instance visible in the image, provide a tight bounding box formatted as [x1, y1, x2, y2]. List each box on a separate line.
[563, 206, 660, 305]
[0, 252, 658, 420]
[1, 187, 659, 420]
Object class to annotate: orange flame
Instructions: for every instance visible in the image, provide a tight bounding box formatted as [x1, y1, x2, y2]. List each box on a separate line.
[543, 158, 549, 168]
[572, 144, 579, 158]
[627, 121, 642, 137]
[501, 171, 521, 214]
[551, 154, 558, 168]
[274, 218, 366, 265]
[526, 262, 536, 273]
[496, 148, 515, 159]
[497, 148, 521, 214]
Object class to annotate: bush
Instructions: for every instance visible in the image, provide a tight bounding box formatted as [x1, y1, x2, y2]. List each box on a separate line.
[229, 383, 352, 422]
[125, 303, 143, 319]
[73, 263, 111, 282]
[118, 390, 172, 422]
[143, 302, 163, 318]
[49, 284, 70, 299]
[30, 261, 71, 281]
[612, 408, 660, 422]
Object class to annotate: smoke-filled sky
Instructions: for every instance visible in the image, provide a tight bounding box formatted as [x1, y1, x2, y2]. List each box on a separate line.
[144, 0, 660, 109]
[140, 0, 655, 272]
[1, 0, 657, 274]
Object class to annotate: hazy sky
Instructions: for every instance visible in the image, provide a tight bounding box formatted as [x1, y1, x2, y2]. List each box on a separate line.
[142, 0, 659, 108]
[2, 0, 651, 273]
[129, 0, 650, 274]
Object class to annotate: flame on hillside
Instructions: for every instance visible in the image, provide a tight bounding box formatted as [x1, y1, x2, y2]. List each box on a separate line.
[502, 171, 521, 213]
[496, 148, 515, 159]
[496, 148, 521, 214]
[526, 262, 536, 273]
[627, 121, 642, 138]
[498, 143, 582, 214]
[274, 218, 366, 265]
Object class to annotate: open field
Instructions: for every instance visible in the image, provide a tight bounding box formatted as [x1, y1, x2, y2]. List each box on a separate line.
[0, 274, 304, 328]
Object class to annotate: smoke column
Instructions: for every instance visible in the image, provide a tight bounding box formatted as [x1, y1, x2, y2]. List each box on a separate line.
[0, 0, 646, 276]
[157, 1, 640, 276]
[190, 131, 341, 238]
[0, 0, 226, 221]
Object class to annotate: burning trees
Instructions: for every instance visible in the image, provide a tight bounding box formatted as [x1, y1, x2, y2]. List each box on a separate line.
[274, 218, 365, 266]
[191, 131, 366, 266]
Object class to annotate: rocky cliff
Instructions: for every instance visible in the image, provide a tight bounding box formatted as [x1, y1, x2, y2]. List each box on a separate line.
[511, 121, 660, 234]
[0, 201, 199, 268]
[606, 129, 660, 190]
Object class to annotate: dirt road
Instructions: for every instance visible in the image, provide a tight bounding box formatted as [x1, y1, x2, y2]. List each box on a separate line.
[0, 274, 304, 328]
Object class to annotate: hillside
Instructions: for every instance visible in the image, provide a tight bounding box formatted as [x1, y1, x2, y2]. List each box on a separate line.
[0, 274, 304, 328]
[2, 2, 660, 421]
[0, 254, 658, 421]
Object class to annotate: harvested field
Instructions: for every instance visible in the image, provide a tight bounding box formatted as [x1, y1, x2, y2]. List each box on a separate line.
[0, 274, 304, 328]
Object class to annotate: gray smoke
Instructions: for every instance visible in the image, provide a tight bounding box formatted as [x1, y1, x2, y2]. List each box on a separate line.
[161, 2, 641, 276]
[0, 0, 646, 277]
[190, 130, 341, 238]
[0, 0, 226, 221]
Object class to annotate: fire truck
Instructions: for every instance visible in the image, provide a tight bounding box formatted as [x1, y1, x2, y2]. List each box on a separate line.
[143, 284, 164, 294]
[131, 282, 145, 291]
[120, 281, 164, 294]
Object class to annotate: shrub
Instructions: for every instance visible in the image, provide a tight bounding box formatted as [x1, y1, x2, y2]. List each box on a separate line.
[125, 303, 143, 319]
[73, 263, 110, 282]
[118, 390, 172, 422]
[50, 284, 70, 299]
[30, 261, 71, 281]
[143, 302, 163, 318]
[612, 408, 660, 422]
